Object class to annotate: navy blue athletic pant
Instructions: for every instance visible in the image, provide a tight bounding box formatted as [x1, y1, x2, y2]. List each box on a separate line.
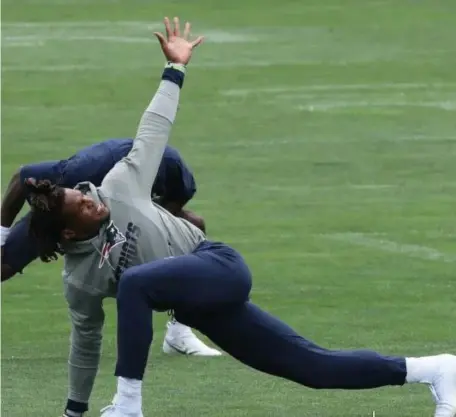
[115, 241, 407, 389]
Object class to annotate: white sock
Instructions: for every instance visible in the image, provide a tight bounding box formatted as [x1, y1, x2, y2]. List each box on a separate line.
[115, 377, 142, 412]
[406, 356, 441, 384]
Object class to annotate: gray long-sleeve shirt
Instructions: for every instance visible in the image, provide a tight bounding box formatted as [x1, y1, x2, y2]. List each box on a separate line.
[61, 79, 205, 404]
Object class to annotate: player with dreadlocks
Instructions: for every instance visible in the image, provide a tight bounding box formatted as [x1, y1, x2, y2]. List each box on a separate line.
[27, 16, 456, 417]
[26, 178, 65, 259]
[1, 141, 221, 357]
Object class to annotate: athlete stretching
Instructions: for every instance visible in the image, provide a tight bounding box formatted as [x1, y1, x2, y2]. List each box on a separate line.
[1, 141, 220, 357]
[24, 17, 456, 417]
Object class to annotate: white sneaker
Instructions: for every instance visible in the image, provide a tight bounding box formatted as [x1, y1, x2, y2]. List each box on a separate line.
[100, 402, 143, 417]
[162, 321, 222, 356]
[429, 354, 456, 417]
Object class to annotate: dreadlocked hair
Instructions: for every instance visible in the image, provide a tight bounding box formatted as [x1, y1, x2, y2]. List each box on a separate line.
[26, 178, 66, 262]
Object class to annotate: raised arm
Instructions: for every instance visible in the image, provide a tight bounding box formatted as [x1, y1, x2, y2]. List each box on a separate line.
[100, 17, 203, 202]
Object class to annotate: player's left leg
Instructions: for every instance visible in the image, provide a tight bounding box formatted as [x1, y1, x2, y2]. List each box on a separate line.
[179, 302, 456, 417]
[104, 239, 456, 417]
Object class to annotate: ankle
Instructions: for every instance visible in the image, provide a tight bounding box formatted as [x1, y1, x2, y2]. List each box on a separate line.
[405, 355, 442, 384]
[117, 376, 142, 397]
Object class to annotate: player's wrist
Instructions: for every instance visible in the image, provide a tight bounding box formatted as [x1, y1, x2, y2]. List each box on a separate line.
[0, 225, 11, 246]
[161, 62, 186, 89]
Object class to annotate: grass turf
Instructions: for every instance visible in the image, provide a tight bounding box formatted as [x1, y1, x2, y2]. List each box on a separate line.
[1, 0, 455, 416]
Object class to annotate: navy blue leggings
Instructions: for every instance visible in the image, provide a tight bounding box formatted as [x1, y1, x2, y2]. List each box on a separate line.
[115, 241, 406, 389]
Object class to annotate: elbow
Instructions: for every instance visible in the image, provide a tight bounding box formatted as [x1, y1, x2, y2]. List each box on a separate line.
[11, 167, 26, 197]
[1, 167, 26, 227]
[13, 167, 24, 187]
[179, 209, 206, 234]
[192, 215, 206, 234]
[12, 166, 20, 179]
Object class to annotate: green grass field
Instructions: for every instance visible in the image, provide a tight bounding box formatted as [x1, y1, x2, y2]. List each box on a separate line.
[2, 1, 455, 416]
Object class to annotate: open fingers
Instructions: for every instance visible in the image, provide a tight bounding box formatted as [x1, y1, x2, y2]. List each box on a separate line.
[154, 31, 166, 47]
[191, 36, 204, 48]
[164, 17, 172, 39]
[183, 22, 191, 40]
[173, 16, 180, 37]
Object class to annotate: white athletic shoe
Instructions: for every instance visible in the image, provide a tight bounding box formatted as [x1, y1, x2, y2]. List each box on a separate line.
[100, 403, 143, 417]
[429, 354, 456, 417]
[162, 321, 222, 356]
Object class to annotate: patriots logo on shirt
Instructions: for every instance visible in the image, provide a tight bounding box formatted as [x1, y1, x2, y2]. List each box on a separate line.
[98, 220, 126, 269]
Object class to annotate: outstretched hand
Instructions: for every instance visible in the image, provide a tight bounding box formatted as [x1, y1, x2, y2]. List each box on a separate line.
[154, 17, 204, 65]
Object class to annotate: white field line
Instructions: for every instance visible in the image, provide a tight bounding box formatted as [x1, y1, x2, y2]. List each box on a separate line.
[322, 233, 456, 263]
[251, 184, 397, 193]
[192, 138, 308, 147]
[248, 182, 456, 193]
[3, 35, 152, 43]
[0, 0, 386, 13]
[405, 230, 456, 239]
[2, 21, 163, 28]
[1, 64, 106, 72]
[393, 135, 456, 141]
[2, 41, 45, 48]
[2, 31, 259, 44]
[0, 60, 313, 72]
[296, 100, 456, 112]
[0, 5, 398, 30]
[221, 83, 456, 97]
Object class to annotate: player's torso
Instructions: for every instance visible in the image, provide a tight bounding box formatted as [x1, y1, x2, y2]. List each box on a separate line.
[100, 197, 205, 284]
[64, 195, 205, 300]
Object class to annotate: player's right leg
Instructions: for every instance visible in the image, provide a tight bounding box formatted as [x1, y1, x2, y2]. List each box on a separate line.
[2, 213, 39, 282]
[101, 241, 251, 416]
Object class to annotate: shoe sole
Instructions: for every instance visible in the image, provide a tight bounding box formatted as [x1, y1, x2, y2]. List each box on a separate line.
[163, 339, 199, 355]
[162, 339, 222, 356]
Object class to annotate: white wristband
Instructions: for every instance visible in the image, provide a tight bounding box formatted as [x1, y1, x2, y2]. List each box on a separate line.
[1, 226, 11, 246]
[165, 62, 186, 74]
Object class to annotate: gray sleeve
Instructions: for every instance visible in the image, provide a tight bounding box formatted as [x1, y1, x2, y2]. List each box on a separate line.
[100, 80, 180, 200]
[65, 283, 105, 404]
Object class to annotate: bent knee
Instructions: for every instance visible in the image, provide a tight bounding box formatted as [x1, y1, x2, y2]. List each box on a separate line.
[118, 266, 145, 297]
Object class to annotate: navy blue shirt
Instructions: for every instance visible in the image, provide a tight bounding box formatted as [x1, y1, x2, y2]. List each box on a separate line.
[20, 139, 196, 205]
